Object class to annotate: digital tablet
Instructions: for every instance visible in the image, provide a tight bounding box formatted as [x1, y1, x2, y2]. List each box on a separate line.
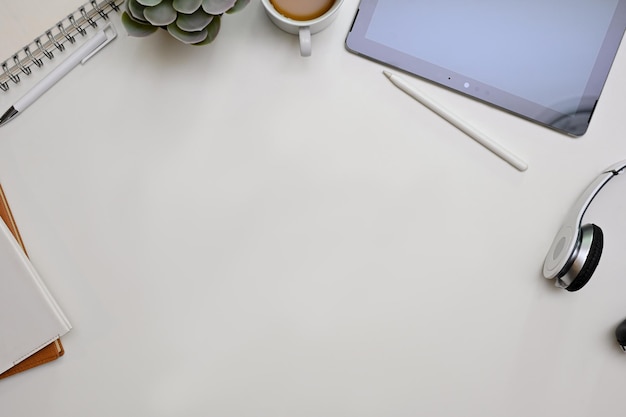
[346, 0, 626, 136]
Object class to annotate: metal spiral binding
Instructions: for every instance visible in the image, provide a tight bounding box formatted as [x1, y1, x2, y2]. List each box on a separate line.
[0, 0, 124, 92]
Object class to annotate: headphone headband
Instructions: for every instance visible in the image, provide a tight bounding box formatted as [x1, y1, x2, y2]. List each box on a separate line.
[543, 160, 626, 279]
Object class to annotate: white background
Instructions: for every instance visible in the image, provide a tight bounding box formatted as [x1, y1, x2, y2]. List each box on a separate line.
[2, 1, 626, 416]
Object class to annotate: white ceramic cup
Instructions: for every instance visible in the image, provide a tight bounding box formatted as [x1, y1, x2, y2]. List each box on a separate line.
[261, 0, 345, 57]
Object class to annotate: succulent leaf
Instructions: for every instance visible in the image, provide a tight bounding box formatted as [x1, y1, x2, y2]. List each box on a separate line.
[192, 15, 221, 45]
[172, 0, 202, 13]
[226, 0, 249, 14]
[201, 0, 236, 15]
[136, 0, 163, 6]
[176, 9, 214, 32]
[167, 23, 209, 44]
[127, 0, 148, 21]
[121, 12, 159, 36]
[122, 0, 245, 44]
[144, 0, 178, 26]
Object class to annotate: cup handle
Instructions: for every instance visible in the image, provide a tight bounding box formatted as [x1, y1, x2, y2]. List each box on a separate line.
[299, 26, 312, 57]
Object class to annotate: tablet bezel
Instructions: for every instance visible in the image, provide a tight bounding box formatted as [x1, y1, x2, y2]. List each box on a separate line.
[346, 0, 626, 136]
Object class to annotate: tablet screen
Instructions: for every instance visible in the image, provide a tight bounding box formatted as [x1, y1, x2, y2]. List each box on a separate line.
[346, 0, 626, 136]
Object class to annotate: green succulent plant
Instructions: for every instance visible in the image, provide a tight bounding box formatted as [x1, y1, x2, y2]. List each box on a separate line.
[122, 0, 249, 45]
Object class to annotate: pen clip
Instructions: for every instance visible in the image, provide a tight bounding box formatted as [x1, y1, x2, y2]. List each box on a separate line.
[81, 23, 117, 64]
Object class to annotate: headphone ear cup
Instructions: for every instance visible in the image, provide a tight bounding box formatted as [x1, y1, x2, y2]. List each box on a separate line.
[565, 224, 604, 292]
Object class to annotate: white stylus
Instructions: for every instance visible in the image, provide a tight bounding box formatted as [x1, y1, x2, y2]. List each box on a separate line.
[0, 24, 116, 127]
[383, 70, 528, 172]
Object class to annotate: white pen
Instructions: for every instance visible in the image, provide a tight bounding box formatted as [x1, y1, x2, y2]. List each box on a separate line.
[0, 24, 116, 127]
[383, 70, 528, 172]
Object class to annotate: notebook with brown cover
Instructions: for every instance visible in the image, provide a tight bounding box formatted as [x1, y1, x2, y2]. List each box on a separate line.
[0, 184, 65, 380]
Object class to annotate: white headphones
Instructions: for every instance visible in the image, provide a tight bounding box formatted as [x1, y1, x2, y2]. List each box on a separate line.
[543, 159, 626, 349]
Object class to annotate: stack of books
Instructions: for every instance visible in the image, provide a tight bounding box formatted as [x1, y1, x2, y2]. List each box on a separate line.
[0, 184, 71, 379]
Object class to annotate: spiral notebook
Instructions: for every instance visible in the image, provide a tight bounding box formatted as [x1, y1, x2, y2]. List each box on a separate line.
[0, 0, 123, 92]
[0, 0, 123, 379]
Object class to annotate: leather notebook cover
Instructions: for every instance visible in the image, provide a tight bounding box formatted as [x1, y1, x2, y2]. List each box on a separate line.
[0, 184, 65, 380]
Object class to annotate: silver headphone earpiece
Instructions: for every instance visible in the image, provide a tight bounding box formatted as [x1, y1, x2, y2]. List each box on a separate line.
[558, 223, 603, 291]
[544, 222, 603, 291]
[543, 160, 626, 349]
[543, 160, 626, 284]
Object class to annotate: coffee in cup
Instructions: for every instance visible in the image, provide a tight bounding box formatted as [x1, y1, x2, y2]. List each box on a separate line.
[261, 0, 345, 57]
[269, 0, 335, 21]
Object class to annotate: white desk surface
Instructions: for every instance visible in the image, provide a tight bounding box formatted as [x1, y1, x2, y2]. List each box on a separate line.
[2, 1, 626, 416]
